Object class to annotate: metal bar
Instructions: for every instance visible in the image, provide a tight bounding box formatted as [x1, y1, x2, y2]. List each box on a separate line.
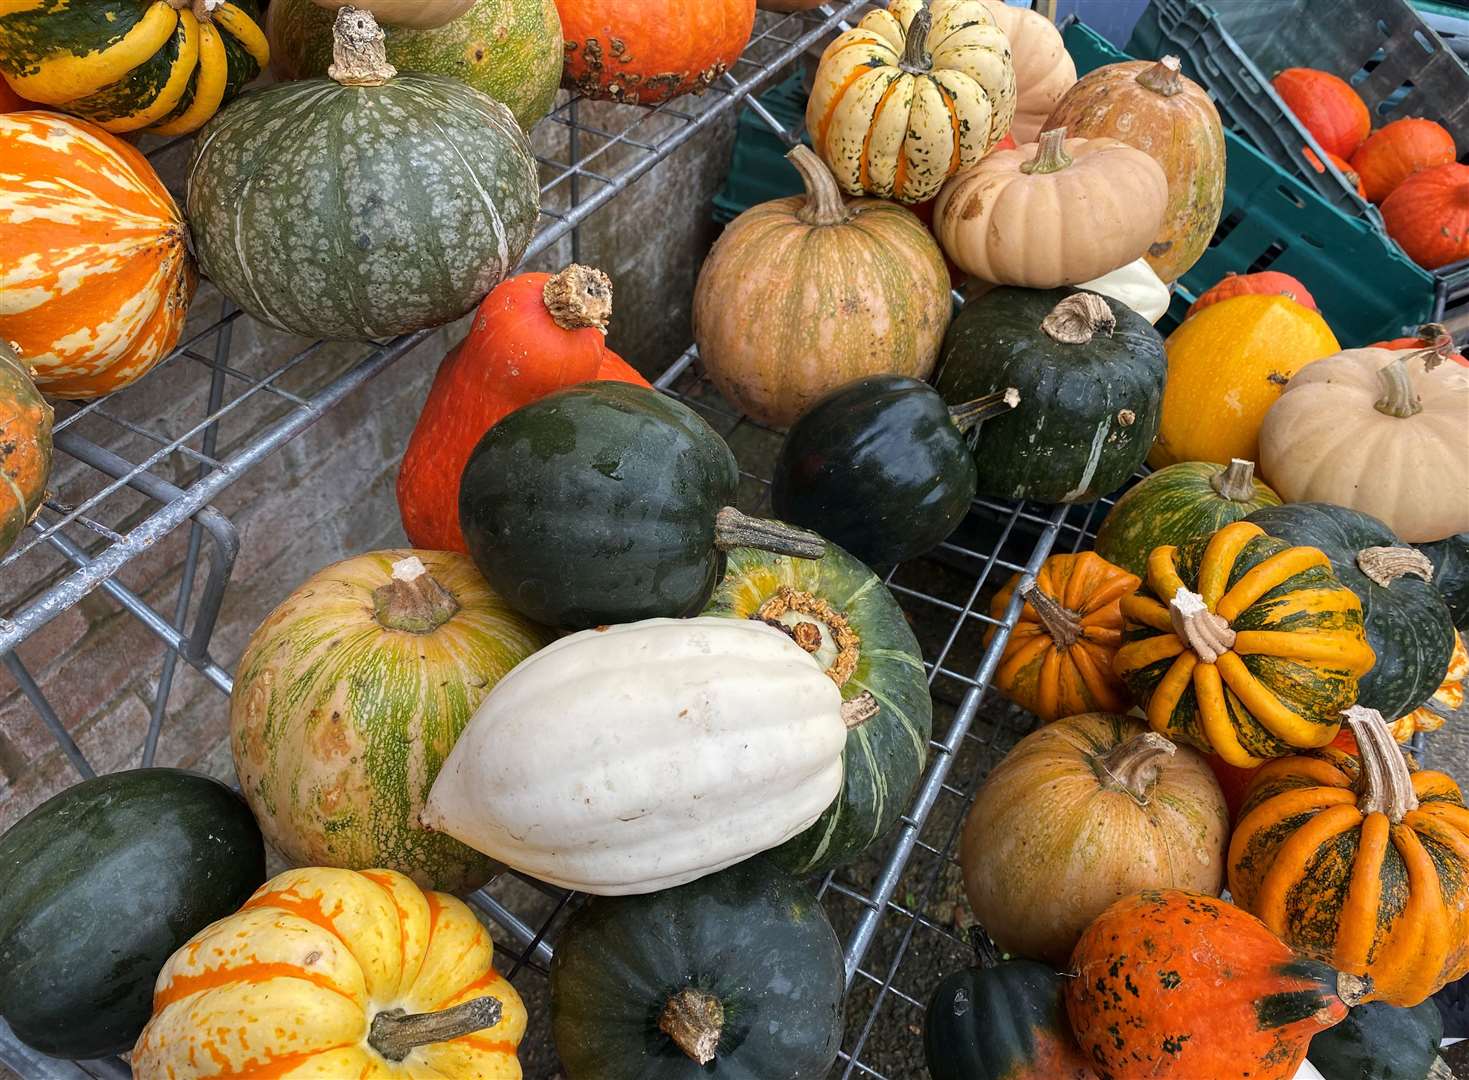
[0, 1018, 128, 1080]
[1, 654, 94, 781]
[467, 888, 556, 969]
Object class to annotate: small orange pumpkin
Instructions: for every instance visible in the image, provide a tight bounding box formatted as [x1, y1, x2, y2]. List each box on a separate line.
[1272, 67, 1370, 158]
[1304, 145, 1367, 199]
[1187, 271, 1317, 317]
[1382, 162, 1469, 270]
[1350, 117, 1457, 203]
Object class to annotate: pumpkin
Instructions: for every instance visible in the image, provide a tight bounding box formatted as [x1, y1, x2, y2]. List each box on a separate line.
[0, 342, 53, 560]
[231, 551, 552, 894]
[0, 0, 267, 135]
[693, 145, 952, 428]
[1366, 324, 1469, 368]
[1258, 340, 1469, 543]
[133, 867, 526, 1078]
[397, 265, 623, 554]
[770, 374, 1017, 567]
[1186, 270, 1318, 317]
[1351, 117, 1457, 203]
[1114, 520, 1376, 766]
[935, 288, 1167, 504]
[1095, 459, 1282, 577]
[1077, 257, 1170, 324]
[550, 857, 844, 1078]
[986, 552, 1139, 721]
[702, 544, 932, 875]
[961, 713, 1228, 966]
[1151, 294, 1341, 468]
[1272, 67, 1370, 159]
[1305, 145, 1368, 199]
[1420, 533, 1469, 629]
[1229, 706, 1469, 1006]
[1308, 997, 1447, 1080]
[1066, 890, 1368, 1080]
[1381, 162, 1469, 270]
[805, 0, 1016, 204]
[978, 0, 1075, 145]
[933, 128, 1169, 286]
[187, 8, 539, 342]
[558, 0, 756, 105]
[422, 618, 876, 894]
[0, 769, 265, 1059]
[0, 111, 196, 399]
[268, 0, 562, 131]
[458, 382, 823, 630]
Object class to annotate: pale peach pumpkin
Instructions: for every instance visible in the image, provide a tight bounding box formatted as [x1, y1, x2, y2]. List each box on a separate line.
[979, 0, 1076, 144]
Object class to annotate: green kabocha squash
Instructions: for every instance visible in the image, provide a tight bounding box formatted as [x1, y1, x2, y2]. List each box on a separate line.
[1419, 533, 1469, 630]
[550, 857, 845, 1079]
[935, 288, 1166, 504]
[702, 543, 932, 875]
[1307, 998, 1448, 1080]
[0, 769, 265, 1059]
[186, 7, 538, 341]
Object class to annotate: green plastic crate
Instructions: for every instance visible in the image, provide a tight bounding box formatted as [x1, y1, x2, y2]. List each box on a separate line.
[713, 75, 810, 225]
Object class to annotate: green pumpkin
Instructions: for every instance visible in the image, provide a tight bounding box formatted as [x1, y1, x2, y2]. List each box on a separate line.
[1307, 997, 1445, 1080]
[935, 287, 1166, 505]
[702, 543, 932, 874]
[0, 769, 265, 1059]
[0, 341, 52, 560]
[1419, 533, 1469, 631]
[550, 857, 845, 1079]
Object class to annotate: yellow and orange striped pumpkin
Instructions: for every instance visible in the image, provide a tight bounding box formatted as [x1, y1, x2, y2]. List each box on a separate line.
[0, 111, 195, 399]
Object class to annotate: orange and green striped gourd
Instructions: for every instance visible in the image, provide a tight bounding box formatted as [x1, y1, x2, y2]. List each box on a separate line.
[0, 341, 53, 559]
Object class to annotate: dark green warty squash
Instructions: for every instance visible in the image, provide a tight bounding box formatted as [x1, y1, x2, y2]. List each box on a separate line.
[1307, 997, 1447, 1080]
[1419, 533, 1469, 631]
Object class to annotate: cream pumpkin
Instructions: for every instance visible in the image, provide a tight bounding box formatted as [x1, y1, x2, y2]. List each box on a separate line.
[979, 0, 1075, 144]
[311, 0, 474, 27]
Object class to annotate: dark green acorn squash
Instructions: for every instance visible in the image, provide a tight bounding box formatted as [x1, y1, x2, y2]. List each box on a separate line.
[1307, 997, 1446, 1080]
[934, 287, 1166, 505]
[0, 768, 266, 1059]
[1419, 533, 1469, 631]
[550, 857, 845, 1079]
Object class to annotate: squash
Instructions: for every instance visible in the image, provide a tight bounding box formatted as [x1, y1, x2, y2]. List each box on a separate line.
[0, 0, 267, 135]
[268, 0, 562, 131]
[231, 551, 551, 894]
[770, 374, 1017, 566]
[805, 0, 1016, 204]
[0, 342, 53, 560]
[558, 0, 756, 105]
[1077, 258, 1170, 324]
[1382, 162, 1469, 270]
[978, 0, 1075, 145]
[0, 769, 265, 1059]
[934, 288, 1167, 504]
[693, 145, 952, 428]
[1308, 997, 1448, 1080]
[187, 8, 539, 342]
[1229, 706, 1469, 1006]
[0, 111, 196, 399]
[986, 552, 1139, 721]
[1151, 294, 1341, 468]
[933, 128, 1169, 286]
[1305, 145, 1368, 199]
[1187, 270, 1318, 317]
[1350, 118, 1457, 204]
[702, 544, 933, 875]
[1272, 67, 1370, 159]
[1390, 629, 1466, 743]
[1258, 340, 1469, 543]
[550, 857, 844, 1078]
[0, 77, 33, 111]
[1095, 459, 1282, 577]
[1043, 56, 1225, 282]
[458, 381, 824, 630]
[1114, 520, 1376, 766]
[422, 618, 875, 894]
[133, 867, 525, 1078]
[1066, 890, 1368, 1080]
[1420, 533, 1469, 629]
[961, 714, 1228, 966]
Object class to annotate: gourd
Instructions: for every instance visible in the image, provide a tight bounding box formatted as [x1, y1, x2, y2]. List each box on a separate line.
[1044, 56, 1225, 282]
[422, 618, 876, 894]
[1420, 533, 1469, 629]
[0, 111, 196, 399]
[1077, 258, 1170, 323]
[187, 8, 539, 342]
[770, 374, 1017, 566]
[935, 288, 1167, 504]
[961, 714, 1228, 966]
[0, 342, 53, 559]
[1095, 459, 1281, 576]
[457, 382, 825, 630]
[986, 552, 1139, 721]
[230, 550, 552, 893]
[1187, 270, 1318, 316]
[702, 544, 933, 875]
[550, 857, 844, 1079]
[1350, 118, 1457, 203]
[806, 0, 1016, 203]
[0, 769, 265, 1059]
[1151, 294, 1341, 468]
[1390, 629, 1465, 743]
[312, 0, 475, 29]
[1258, 339, 1469, 542]
[1114, 520, 1376, 766]
[693, 146, 952, 427]
[1272, 67, 1370, 158]
[1229, 706, 1469, 1006]
[133, 867, 525, 1078]
[1382, 163, 1469, 269]
[1066, 890, 1368, 1080]
[1308, 998, 1449, 1080]
[934, 128, 1169, 286]
[1306, 146, 1368, 199]
[0, 0, 267, 135]
[978, 0, 1075, 145]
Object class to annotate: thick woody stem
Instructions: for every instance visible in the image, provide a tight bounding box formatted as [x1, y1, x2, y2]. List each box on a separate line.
[1135, 55, 1185, 96]
[1169, 587, 1236, 663]
[659, 988, 724, 1065]
[789, 145, 852, 227]
[329, 6, 397, 86]
[1374, 356, 1422, 418]
[714, 507, 825, 560]
[1210, 458, 1259, 502]
[368, 996, 501, 1061]
[1094, 732, 1176, 805]
[372, 557, 460, 634]
[1335, 972, 1372, 1008]
[1020, 128, 1074, 175]
[840, 691, 880, 730]
[949, 387, 1020, 435]
[1041, 293, 1116, 344]
[1356, 546, 1435, 588]
[543, 265, 613, 333]
[1345, 705, 1419, 823]
[1021, 583, 1082, 649]
[1410, 322, 1456, 371]
[900, 2, 933, 72]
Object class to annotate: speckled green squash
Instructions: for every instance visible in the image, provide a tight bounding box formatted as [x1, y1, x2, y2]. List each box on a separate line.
[1420, 533, 1469, 631]
[0, 341, 52, 560]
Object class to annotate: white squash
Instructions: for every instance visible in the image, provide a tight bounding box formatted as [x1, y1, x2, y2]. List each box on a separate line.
[311, 0, 473, 29]
[422, 618, 872, 895]
[1079, 259, 1171, 324]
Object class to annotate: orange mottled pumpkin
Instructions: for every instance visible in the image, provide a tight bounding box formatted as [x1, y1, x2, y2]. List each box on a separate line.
[1351, 117, 1456, 203]
[0, 341, 52, 560]
[1304, 145, 1366, 199]
[1382, 162, 1469, 270]
[1187, 270, 1317, 317]
[1272, 67, 1369, 159]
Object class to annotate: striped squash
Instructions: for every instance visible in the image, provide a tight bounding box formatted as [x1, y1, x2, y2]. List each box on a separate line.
[133, 867, 526, 1077]
[806, 0, 1015, 204]
[0, 341, 52, 558]
[1114, 520, 1376, 767]
[0, 110, 196, 398]
[0, 0, 267, 136]
[230, 551, 551, 894]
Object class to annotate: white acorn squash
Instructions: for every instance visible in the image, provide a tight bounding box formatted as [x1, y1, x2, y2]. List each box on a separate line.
[1079, 259, 1171, 324]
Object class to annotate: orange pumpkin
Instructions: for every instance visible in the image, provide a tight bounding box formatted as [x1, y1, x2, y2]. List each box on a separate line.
[0, 341, 52, 560]
[1304, 145, 1367, 199]
[1382, 162, 1469, 270]
[1272, 67, 1370, 158]
[1187, 270, 1317, 317]
[1351, 118, 1457, 203]
[0, 111, 195, 399]
[1367, 323, 1469, 367]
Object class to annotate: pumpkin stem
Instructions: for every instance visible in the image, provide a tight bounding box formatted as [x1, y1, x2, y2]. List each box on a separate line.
[1210, 458, 1259, 502]
[967, 926, 1003, 969]
[714, 507, 825, 561]
[1356, 545, 1435, 588]
[328, 6, 397, 87]
[789, 145, 853, 227]
[1020, 583, 1082, 649]
[659, 987, 724, 1066]
[839, 690, 880, 730]
[949, 387, 1020, 439]
[1334, 971, 1372, 1009]
[1135, 55, 1185, 97]
[1094, 732, 1176, 805]
[1345, 705, 1419, 822]
[368, 995, 501, 1062]
[1041, 293, 1116, 345]
[1410, 322, 1456, 371]
[1373, 356, 1423, 418]
[1427, 1057, 1454, 1080]
[1168, 587, 1236, 663]
[543, 265, 613, 334]
[373, 556, 461, 634]
[900, 2, 933, 73]
[754, 585, 861, 686]
[1020, 128, 1074, 176]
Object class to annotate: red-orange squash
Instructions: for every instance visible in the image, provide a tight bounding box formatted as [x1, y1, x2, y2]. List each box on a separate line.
[1351, 117, 1457, 203]
[0, 341, 52, 560]
[1382, 162, 1469, 270]
[1272, 67, 1370, 159]
[1187, 270, 1317, 317]
[1304, 146, 1367, 199]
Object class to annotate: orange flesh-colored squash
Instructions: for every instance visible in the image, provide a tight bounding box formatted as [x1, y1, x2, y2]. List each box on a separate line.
[1187, 270, 1318, 317]
[1272, 67, 1370, 158]
[1304, 145, 1367, 199]
[1382, 162, 1469, 270]
[1351, 117, 1457, 203]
